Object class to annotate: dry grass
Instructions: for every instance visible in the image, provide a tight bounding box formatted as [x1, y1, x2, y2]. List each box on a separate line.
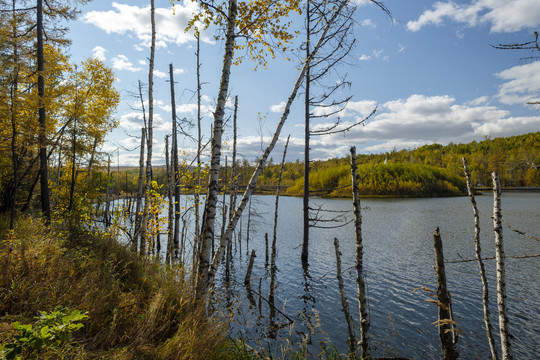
[0, 215, 237, 359]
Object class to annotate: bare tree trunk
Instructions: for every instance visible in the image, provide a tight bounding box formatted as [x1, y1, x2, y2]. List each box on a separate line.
[9, 8, 19, 229]
[105, 155, 111, 228]
[201, 1, 351, 293]
[433, 227, 459, 360]
[197, 0, 238, 294]
[269, 228, 278, 331]
[492, 171, 512, 360]
[220, 158, 228, 259]
[229, 95, 239, 222]
[140, 0, 156, 256]
[302, 0, 311, 264]
[86, 136, 99, 186]
[246, 198, 252, 255]
[463, 157, 498, 360]
[133, 127, 145, 252]
[265, 232, 269, 268]
[193, 32, 202, 278]
[334, 237, 357, 357]
[165, 135, 174, 265]
[269, 135, 289, 325]
[244, 249, 256, 286]
[68, 118, 77, 213]
[169, 63, 181, 260]
[37, 0, 50, 223]
[350, 146, 370, 358]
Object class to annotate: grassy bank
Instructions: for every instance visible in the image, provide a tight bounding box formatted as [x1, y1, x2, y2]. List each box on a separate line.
[0, 216, 244, 359]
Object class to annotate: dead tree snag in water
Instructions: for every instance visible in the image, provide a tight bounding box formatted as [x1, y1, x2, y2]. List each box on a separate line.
[463, 157, 498, 360]
[492, 171, 512, 360]
[334, 237, 357, 356]
[433, 227, 459, 360]
[350, 146, 369, 358]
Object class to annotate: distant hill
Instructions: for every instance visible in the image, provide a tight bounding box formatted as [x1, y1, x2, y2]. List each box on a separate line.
[256, 132, 540, 196]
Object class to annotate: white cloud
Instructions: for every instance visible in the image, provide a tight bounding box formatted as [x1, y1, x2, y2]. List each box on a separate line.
[82, 1, 213, 49]
[346, 100, 378, 118]
[360, 19, 376, 28]
[111, 55, 142, 72]
[495, 61, 540, 105]
[174, 68, 186, 75]
[359, 54, 371, 61]
[407, 0, 540, 33]
[306, 93, 540, 156]
[270, 101, 286, 113]
[154, 69, 167, 78]
[91, 46, 107, 61]
[466, 96, 490, 106]
[119, 111, 168, 131]
[358, 49, 383, 62]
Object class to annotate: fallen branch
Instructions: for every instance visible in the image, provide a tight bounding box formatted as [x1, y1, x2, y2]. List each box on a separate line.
[445, 254, 540, 263]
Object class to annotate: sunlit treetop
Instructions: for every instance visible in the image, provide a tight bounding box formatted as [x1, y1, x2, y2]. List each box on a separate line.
[174, 0, 302, 69]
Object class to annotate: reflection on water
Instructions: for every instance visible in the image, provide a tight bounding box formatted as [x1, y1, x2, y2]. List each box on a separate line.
[119, 192, 540, 359]
[219, 192, 539, 359]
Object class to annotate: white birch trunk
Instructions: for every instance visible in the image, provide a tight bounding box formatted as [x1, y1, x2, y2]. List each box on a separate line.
[492, 171, 512, 360]
[197, 0, 237, 291]
[463, 157, 498, 360]
[201, 0, 350, 292]
[140, 0, 156, 256]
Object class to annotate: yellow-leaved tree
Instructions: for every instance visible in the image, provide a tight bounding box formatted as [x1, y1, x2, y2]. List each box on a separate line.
[51, 57, 120, 224]
[175, 0, 302, 294]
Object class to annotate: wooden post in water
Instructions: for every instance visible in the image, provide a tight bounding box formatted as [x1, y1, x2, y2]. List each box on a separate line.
[265, 233, 269, 268]
[244, 249, 256, 286]
[492, 171, 512, 360]
[433, 227, 459, 360]
[350, 146, 370, 358]
[334, 237, 357, 357]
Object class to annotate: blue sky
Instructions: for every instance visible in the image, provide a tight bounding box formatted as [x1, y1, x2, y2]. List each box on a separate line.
[66, 0, 540, 166]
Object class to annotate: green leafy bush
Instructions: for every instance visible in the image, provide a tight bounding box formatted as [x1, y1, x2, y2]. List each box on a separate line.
[1, 306, 88, 359]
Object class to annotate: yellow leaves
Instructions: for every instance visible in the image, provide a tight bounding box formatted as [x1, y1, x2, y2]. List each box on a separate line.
[181, 0, 301, 68]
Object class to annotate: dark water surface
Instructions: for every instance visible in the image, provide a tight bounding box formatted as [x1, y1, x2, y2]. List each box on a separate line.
[214, 192, 539, 359]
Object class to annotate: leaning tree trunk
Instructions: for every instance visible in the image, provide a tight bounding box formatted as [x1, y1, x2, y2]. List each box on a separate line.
[350, 146, 370, 358]
[197, 0, 238, 294]
[200, 0, 351, 294]
[492, 171, 512, 360]
[463, 157, 498, 360]
[140, 0, 156, 256]
[334, 237, 357, 356]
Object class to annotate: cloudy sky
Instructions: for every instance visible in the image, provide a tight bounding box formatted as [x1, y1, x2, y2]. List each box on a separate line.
[67, 0, 540, 166]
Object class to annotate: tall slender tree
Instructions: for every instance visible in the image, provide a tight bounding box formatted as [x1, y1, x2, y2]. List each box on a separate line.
[140, 0, 156, 256]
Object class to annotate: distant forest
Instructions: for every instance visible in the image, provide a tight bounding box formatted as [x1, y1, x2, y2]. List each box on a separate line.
[111, 132, 539, 197]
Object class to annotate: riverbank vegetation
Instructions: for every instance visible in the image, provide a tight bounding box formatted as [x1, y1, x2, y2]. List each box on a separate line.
[104, 132, 539, 198]
[0, 216, 241, 359]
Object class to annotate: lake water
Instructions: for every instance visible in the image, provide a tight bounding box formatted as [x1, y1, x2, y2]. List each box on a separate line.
[207, 192, 539, 359]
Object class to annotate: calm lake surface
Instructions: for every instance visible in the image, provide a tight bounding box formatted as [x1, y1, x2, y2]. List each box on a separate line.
[208, 192, 539, 359]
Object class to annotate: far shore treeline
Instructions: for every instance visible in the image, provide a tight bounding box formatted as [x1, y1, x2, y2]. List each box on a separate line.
[108, 132, 539, 197]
